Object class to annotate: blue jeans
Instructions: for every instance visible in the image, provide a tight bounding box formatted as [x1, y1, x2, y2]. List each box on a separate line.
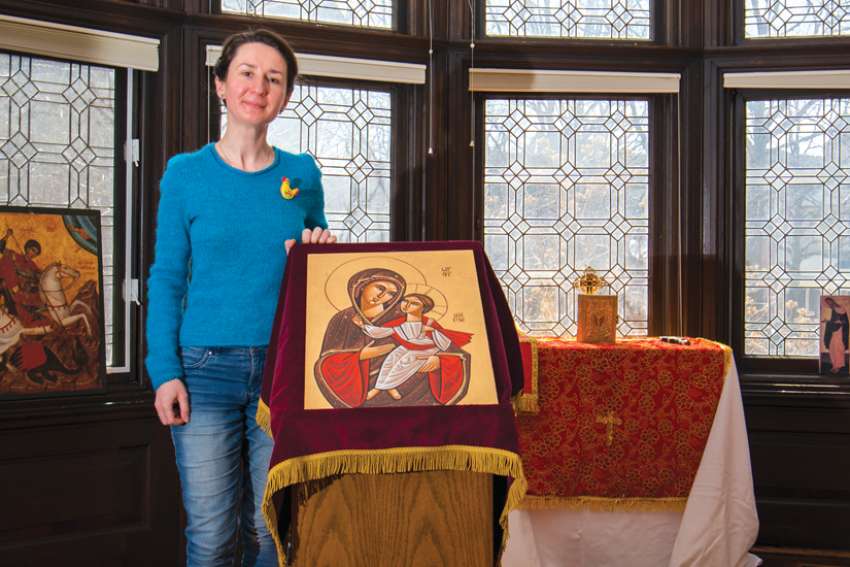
[171, 346, 277, 567]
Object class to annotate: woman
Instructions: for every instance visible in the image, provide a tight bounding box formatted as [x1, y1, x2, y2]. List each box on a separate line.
[823, 297, 849, 374]
[146, 29, 335, 567]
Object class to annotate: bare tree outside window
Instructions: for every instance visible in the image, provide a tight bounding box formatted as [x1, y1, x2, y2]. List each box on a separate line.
[221, 0, 394, 29]
[0, 52, 120, 366]
[485, 0, 652, 39]
[745, 0, 850, 38]
[483, 98, 650, 338]
[745, 98, 850, 357]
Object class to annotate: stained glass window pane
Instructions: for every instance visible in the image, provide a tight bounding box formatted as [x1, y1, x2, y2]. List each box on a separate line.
[485, 0, 652, 40]
[221, 83, 392, 242]
[745, 0, 850, 38]
[221, 0, 394, 29]
[0, 52, 119, 366]
[483, 98, 650, 338]
[744, 98, 850, 357]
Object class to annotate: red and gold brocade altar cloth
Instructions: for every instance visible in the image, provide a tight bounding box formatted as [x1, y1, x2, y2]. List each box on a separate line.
[515, 337, 730, 508]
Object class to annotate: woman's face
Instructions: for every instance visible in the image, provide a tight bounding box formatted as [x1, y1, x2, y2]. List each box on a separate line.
[360, 280, 399, 309]
[215, 42, 289, 129]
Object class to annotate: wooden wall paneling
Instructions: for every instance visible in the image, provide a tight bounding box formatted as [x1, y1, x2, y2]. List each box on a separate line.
[448, 0, 471, 41]
[181, 26, 209, 152]
[744, 402, 850, 550]
[406, 0, 427, 38]
[444, 48, 476, 241]
[648, 93, 681, 336]
[0, 406, 180, 567]
[698, 57, 728, 343]
[0, 0, 183, 33]
[677, 0, 704, 49]
[421, 47, 451, 241]
[679, 59, 706, 338]
[182, 0, 210, 14]
[393, 85, 425, 241]
[655, 0, 678, 46]
[186, 13, 429, 63]
[139, 24, 183, 389]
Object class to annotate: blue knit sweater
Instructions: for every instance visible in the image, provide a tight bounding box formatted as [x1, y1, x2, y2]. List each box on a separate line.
[145, 143, 327, 390]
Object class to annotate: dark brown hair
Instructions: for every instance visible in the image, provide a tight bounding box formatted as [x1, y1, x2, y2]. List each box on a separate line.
[213, 29, 298, 98]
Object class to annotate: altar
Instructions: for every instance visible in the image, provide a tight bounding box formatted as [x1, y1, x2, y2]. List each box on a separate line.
[503, 338, 761, 567]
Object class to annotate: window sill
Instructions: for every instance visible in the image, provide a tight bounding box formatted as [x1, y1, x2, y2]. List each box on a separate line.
[740, 373, 850, 407]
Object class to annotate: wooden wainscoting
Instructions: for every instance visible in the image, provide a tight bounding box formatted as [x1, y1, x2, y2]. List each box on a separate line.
[0, 398, 181, 567]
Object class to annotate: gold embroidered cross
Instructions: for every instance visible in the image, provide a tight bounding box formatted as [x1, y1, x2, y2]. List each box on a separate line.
[596, 411, 623, 446]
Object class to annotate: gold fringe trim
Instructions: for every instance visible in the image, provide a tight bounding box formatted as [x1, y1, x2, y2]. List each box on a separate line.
[513, 395, 540, 414]
[515, 335, 540, 414]
[256, 397, 271, 438]
[262, 445, 528, 567]
[520, 494, 687, 512]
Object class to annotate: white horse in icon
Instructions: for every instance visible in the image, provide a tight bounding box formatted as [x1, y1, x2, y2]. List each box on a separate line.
[38, 262, 92, 335]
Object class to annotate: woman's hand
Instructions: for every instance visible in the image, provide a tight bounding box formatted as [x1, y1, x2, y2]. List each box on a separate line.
[154, 378, 190, 426]
[285, 227, 337, 254]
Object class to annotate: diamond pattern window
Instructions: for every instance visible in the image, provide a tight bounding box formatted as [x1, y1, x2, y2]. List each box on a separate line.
[221, 0, 394, 29]
[0, 52, 123, 366]
[745, 98, 850, 357]
[485, 0, 652, 39]
[221, 83, 392, 242]
[483, 98, 650, 338]
[745, 0, 850, 38]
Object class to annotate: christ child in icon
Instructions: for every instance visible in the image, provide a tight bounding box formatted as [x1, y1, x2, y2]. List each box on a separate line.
[353, 293, 472, 401]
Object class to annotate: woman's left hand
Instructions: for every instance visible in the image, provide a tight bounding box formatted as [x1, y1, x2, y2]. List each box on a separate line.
[285, 227, 337, 254]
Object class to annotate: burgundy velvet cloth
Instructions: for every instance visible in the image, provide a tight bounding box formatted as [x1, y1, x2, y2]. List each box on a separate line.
[260, 240, 524, 558]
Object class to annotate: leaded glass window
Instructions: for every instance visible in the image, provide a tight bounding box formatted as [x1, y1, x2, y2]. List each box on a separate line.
[221, 0, 394, 29]
[745, 98, 850, 357]
[745, 0, 850, 38]
[483, 98, 650, 337]
[220, 83, 392, 242]
[0, 52, 121, 366]
[485, 0, 652, 40]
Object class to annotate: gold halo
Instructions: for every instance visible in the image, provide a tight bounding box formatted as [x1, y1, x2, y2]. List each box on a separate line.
[323, 255, 429, 313]
[403, 283, 449, 322]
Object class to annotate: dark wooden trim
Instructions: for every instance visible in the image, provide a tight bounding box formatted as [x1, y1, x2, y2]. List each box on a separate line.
[648, 93, 680, 336]
[730, 91, 747, 360]
[392, 85, 425, 241]
[110, 70, 130, 375]
[184, 13, 430, 62]
[0, 0, 183, 31]
[421, 47, 452, 241]
[679, 59, 705, 337]
[444, 49, 475, 241]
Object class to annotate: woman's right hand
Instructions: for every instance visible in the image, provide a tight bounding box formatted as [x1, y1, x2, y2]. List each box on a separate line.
[154, 378, 190, 426]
